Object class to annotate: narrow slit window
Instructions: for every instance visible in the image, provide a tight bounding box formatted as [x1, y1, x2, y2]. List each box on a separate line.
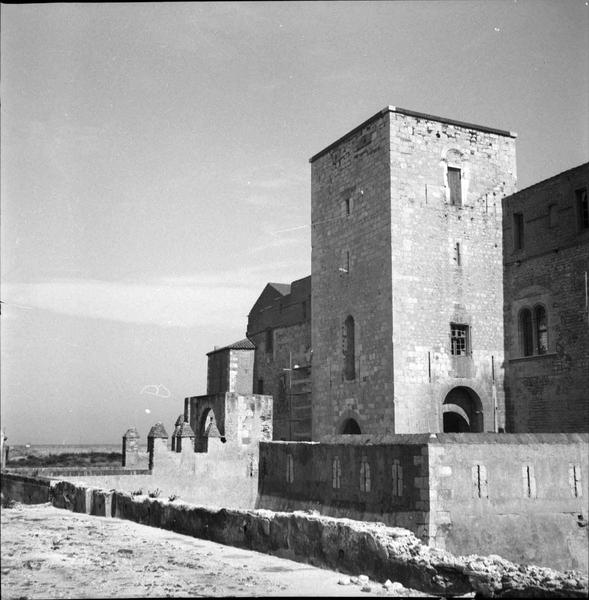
[392, 460, 403, 497]
[448, 167, 462, 206]
[286, 454, 294, 483]
[265, 328, 273, 355]
[332, 456, 341, 489]
[577, 188, 588, 230]
[522, 464, 537, 498]
[519, 309, 533, 357]
[360, 457, 371, 492]
[343, 316, 356, 380]
[513, 212, 524, 250]
[455, 242, 461, 266]
[472, 464, 488, 498]
[569, 464, 582, 498]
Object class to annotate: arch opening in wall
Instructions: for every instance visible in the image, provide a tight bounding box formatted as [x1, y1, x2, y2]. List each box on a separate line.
[340, 418, 361, 434]
[196, 407, 218, 453]
[442, 386, 484, 433]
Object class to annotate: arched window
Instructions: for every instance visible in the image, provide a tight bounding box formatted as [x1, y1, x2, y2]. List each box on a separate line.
[519, 308, 533, 357]
[343, 315, 355, 380]
[534, 305, 548, 355]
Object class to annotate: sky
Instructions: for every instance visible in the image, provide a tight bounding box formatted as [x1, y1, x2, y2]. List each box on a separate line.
[1, 1, 588, 445]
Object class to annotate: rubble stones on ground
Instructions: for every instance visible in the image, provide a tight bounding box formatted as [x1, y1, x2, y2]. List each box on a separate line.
[25, 480, 589, 598]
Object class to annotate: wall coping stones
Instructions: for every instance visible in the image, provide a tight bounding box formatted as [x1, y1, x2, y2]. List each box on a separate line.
[308, 432, 589, 446]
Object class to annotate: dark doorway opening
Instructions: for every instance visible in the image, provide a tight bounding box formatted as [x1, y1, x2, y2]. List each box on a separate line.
[340, 418, 361, 434]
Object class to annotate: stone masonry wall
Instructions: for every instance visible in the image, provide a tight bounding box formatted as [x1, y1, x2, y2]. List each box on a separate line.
[256, 433, 589, 573]
[310, 107, 517, 438]
[503, 162, 589, 432]
[428, 435, 589, 573]
[388, 110, 517, 433]
[311, 110, 394, 438]
[257, 437, 429, 534]
[229, 349, 254, 395]
[247, 277, 312, 440]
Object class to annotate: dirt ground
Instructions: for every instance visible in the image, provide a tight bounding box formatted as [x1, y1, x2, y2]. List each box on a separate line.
[1, 503, 438, 598]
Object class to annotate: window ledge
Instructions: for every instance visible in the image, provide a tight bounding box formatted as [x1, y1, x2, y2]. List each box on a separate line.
[509, 352, 557, 363]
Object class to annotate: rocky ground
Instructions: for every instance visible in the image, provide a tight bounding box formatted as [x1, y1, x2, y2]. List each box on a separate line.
[1, 503, 439, 598]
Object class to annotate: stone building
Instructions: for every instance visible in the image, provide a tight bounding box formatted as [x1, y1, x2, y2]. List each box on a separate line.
[247, 277, 312, 440]
[503, 162, 589, 432]
[310, 106, 517, 438]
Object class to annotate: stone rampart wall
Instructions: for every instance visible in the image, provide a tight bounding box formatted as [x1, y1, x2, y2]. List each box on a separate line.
[1, 472, 586, 598]
[256, 434, 589, 573]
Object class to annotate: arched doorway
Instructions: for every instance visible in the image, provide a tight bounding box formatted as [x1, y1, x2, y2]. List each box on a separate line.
[442, 386, 484, 432]
[340, 418, 361, 434]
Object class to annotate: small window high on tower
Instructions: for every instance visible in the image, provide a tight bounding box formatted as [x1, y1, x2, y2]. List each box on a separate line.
[448, 167, 462, 206]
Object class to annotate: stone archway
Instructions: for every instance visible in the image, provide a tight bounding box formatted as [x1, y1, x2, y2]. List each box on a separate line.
[196, 408, 218, 452]
[340, 418, 361, 434]
[442, 386, 484, 432]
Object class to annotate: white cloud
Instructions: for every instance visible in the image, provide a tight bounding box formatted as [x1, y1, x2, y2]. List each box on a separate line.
[2, 261, 310, 329]
[3, 278, 252, 329]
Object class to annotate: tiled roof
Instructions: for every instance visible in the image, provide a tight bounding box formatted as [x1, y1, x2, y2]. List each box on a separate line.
[207, 338, 255, 355]
[178, 422, 196, 438]
[147, 422, 168, 438]
[123, 427, 139, 439]
[174, 414, 184, 427]
[205, 421, 221, 438]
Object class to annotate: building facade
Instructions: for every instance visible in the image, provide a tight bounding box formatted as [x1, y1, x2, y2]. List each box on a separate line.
[310, 107, 517, 438]
[246, 277, 312, 440]
[503, 162, 589, 432]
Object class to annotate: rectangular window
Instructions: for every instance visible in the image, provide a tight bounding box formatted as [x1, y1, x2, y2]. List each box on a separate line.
[577, 188, 588, 230]
[257, 378, 264, 394]
[448, 167, 462, 206]
[455, 242, 461, 266]
[451, 324, 470, 356]
[513, 212, 524, 250]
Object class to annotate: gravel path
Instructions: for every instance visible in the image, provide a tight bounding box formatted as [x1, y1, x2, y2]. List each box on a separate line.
[1, 503, 435, 598]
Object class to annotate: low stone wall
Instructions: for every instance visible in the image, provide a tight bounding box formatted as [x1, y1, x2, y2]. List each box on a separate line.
[258, 434, 589, 573]
[6, 467, 150, 477]
[2, 472, 587, 598]
[1, 472, 52, 504]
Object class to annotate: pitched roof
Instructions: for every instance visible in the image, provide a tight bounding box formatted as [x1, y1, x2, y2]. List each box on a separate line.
[123, 427, 140, 439]
[178, 422, 196, 438]
[207, 337, 255, 355]
[268, 282, 291, 296]
[174, 414, 184, 427]
[147, 422, 168, 438]
[205, 421, 222, 438]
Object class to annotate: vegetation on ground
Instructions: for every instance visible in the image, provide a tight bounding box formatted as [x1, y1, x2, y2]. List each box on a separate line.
[6, 452, 123, 468]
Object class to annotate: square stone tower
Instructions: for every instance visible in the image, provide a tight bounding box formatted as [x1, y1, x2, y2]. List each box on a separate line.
[310, 106, 517, 438]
